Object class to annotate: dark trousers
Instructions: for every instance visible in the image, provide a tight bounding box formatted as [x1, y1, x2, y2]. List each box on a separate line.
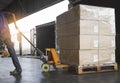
[0, 30, 22, 71]
[4, 38, 22, 71]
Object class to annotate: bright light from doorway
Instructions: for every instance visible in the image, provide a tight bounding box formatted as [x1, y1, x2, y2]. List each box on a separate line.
[9, 0, 69, 34]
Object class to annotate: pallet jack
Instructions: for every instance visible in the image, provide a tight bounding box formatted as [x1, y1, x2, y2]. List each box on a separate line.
[11, 13, 69, 72]
[42, 48, 69, 72]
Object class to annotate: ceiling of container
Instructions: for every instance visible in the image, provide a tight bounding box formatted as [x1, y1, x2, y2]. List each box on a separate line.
[0, 0, 13, 10]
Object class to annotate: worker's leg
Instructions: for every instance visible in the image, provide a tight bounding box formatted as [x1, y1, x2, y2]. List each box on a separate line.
[4, 38, 22, 73]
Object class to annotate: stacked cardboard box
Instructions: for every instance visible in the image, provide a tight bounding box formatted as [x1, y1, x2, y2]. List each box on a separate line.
[56, 4, 116, 67]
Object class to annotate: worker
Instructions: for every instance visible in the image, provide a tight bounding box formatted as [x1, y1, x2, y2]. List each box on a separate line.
[0, 12, 22, 75]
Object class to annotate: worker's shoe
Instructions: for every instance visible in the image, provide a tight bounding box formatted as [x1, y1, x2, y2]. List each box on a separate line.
[10, 69, 22, 75]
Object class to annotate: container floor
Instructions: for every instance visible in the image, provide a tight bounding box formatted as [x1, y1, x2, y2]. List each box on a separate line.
[0, 56, 120, 83]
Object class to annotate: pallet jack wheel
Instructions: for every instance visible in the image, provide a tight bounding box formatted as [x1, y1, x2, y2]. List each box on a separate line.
[41, 63, 50, 72]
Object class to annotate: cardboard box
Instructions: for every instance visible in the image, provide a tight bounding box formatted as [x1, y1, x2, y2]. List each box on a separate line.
[60, 49, 79, 66]
[98, 49, 115, 65]
[79, 5, 99, 20]
[56, 21, 80, 36]
[57, 35, 98, 50]
[79, 50, 98, 66]
[99, 21, 115, 35]
[99, 7, 115, 22]
[60, 49, 98, 66]
[80, 35, 98, 50]
[56, 6, 80, 24]
[99, 35, 115, 49]
[80, 20, 99, 35]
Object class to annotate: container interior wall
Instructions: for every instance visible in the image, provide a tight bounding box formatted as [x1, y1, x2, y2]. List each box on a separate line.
[36, 22, 55, 55]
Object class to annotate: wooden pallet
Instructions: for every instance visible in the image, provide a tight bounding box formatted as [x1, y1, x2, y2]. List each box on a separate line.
[77, 63, 118, 74]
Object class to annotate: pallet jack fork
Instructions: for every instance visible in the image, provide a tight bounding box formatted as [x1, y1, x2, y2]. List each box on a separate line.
[11, 13, 69, 72]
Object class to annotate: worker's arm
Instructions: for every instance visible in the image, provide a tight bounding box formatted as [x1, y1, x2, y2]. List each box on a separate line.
[5, 12, 19, 30]
[4, 12, 15, 20]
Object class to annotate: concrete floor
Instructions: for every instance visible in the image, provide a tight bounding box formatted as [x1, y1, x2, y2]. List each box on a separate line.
[0, 56, 120, 83]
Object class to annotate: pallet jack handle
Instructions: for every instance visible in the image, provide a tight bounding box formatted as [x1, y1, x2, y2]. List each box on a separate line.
[10, 13, 47, 63]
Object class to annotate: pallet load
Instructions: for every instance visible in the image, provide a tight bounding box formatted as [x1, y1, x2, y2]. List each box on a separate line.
[56, 4, 118, 74]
